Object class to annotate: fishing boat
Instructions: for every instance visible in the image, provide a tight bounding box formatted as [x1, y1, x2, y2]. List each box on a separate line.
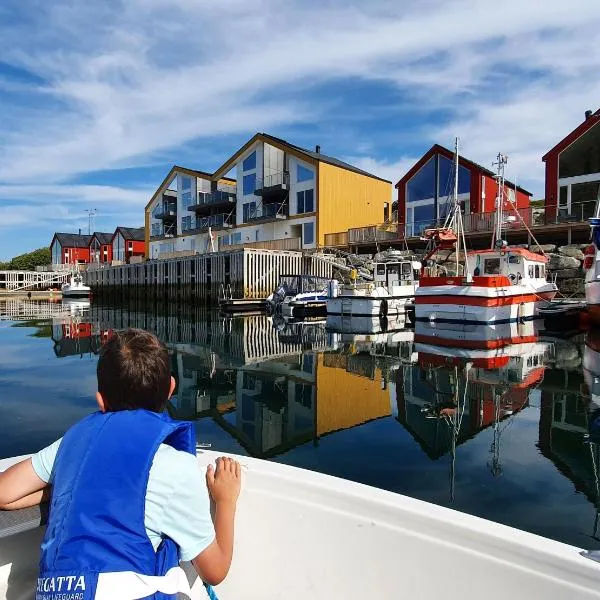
[326, 250, 420, 319]
[585, 210, 600, 324]
[415, 142, 557, 327]
[3, 449, 600, 600]
[61, 272, 91, 299]
[267, 274, 331, 319]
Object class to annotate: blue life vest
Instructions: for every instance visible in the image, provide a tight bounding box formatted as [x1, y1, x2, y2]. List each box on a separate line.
[37, 409, 196, 600]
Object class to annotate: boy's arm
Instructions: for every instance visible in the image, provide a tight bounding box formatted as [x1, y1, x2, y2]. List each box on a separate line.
[0, 458, 48, 510]
[192, 457, 241, 586]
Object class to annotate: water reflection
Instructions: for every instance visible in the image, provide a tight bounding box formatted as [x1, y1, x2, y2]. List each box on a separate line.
[2, 298, 600, 547]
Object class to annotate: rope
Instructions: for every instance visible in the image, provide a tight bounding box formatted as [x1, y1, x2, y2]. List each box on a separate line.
[204, 583, 219, 600]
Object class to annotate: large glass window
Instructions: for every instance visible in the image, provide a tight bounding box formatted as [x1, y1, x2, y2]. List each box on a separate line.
[113, 233, 125, 262]
[297, 189, 314, 213]
[243, 151, 257, 172]
[243, 202, 256, 222]
[406, 158, 436, 203]
[437, 155, 470, 198]
[52, 240, 61, 265]
[411, 204, 435, 235]
[243, 173, 256, 196]
[297, 164, 314, 183]
[303, 222, 315, 245]
[181, 176, 191, 190]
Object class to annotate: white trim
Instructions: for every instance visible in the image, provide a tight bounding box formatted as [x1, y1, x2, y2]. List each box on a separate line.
[558, 172, 600, 186]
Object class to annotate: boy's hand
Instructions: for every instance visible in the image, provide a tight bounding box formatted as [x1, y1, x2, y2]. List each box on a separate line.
[206, 457, 241, 507]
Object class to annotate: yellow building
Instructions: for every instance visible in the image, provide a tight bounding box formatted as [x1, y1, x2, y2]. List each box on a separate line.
[146, 133, 392, 259]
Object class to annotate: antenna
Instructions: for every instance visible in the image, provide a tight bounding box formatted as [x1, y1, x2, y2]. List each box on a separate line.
[85, 209, 97, 235]
[492, 153, 508, 249]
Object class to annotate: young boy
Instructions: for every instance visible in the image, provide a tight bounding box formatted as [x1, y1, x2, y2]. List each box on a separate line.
[0, 328, 241, 600]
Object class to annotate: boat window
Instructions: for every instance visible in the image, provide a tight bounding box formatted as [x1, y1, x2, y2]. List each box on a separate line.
[508, 255, 520, 264]
[484, 258, 500, 275]
[540, 265, 545, 277]
[387, 264, 399, 275]
[376, 264, 386, 275]
[528, 265, 534, 278]
[401, 262, 412, 279]
[535, 265, 540, 278]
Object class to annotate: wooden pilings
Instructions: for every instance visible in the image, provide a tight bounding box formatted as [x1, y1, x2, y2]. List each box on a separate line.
[85, 249, 334, 305]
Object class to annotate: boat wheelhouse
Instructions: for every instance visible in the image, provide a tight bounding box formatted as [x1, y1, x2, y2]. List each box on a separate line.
[327, 251, 420, 319]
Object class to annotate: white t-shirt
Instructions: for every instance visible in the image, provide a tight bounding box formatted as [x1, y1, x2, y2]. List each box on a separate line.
[32, 439, 215, 561]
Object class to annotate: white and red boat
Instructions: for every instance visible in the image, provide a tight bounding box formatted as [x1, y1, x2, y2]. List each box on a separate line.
[415, 143, 557, 328]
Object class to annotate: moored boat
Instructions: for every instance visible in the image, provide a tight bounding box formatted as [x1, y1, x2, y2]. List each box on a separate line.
[585, 216, 600, 325]
[267, 275, 331, 319]
[61, 272, 91, 299]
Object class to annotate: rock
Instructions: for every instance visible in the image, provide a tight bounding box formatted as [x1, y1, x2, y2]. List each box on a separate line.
[530, 244, 556, 254]
[558, 245, 585, 260]
[552, 268, 582, 279]
[558, 278, 585, 296]
[548, 254, 581, 270]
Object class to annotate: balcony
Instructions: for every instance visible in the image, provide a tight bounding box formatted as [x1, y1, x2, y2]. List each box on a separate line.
[152, 202, 177, 221]
[220, 237, 302, 252]
[150, 223, 176, 240]
[254, 171, 289, 201]
[245, 202, 287, 223]
[188, 190, 237, 212]
[182, 213, 235, 234]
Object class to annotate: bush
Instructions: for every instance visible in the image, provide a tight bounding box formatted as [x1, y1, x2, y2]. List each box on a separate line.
[4, 248, 51, 271]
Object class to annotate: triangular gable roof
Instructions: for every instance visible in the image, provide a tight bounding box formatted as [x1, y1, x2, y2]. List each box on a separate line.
[51, 233, 92, 248]
[212, 132, 391, 183]
[144, 166, 235, 210]
[542, 109, 600, 162]
[113, 227, 145, 242]
[394, 144, 532, 196]
[89, 232, 113, 246]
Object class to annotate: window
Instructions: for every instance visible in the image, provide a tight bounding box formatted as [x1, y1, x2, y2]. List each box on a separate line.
[297, 189, 314, 213]
[297, 164, 314, 183]
[303, 222, 315, 245]
[182, 216, 192, 231]
[484, 258, 500, 275]
[52, 241, 61, 265]
[535, 265, 540, 278]
[437, 155, 470, 198]
[243, 202, 256, 223]
[376, 264, 386, 275]
[243, 151, 257, 172]
[181, 176, 191, 190]
[528, 265, 534, 278]
[243, 173, 256, 196]
[407, 158, 436, 203]
[182, 191, 192, 206]
[232, 232, 242, 244]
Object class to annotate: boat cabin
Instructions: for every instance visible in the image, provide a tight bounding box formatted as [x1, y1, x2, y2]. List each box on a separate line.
[468, 248, 549, 284]
[276, 274, 330, 297]
[373, 260, 420, 288]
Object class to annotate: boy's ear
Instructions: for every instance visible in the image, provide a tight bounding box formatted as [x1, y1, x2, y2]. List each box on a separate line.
[96, 391, 107, 413]
[168, 376, 176, 400]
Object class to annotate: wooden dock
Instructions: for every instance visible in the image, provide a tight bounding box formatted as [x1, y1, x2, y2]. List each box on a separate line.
[84, 248, 335, 306]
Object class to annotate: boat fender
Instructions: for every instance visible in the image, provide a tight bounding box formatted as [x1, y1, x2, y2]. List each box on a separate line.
[379, 299, 388, 319]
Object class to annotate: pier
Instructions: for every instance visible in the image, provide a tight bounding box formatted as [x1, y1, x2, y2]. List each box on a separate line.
[0, 270, 70, 293]
[84, 248, 336, 305]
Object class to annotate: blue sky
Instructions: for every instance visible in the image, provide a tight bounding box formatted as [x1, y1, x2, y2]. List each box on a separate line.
[1, 0, 600, 260]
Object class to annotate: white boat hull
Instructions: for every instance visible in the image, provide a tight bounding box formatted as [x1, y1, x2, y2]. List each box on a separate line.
[586, 280, 600, 324]
[327, 294, 412, 318]
[3, 450, 600, 600]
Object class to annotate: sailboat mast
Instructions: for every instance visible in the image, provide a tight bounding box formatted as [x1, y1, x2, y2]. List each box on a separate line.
[493, 153, 508, 249]
[454, 138, 460, 276]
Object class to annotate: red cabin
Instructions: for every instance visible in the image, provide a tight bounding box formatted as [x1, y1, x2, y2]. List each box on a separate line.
[50, 233, 91, 267]
[111, 227, 145, 264]
[395, 144, 532, 238]
[88, 232, 114, 264]
[542, 109, 600, 223]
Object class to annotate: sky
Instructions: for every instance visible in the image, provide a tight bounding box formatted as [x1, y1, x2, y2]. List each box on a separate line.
[1, 0, 600, 260]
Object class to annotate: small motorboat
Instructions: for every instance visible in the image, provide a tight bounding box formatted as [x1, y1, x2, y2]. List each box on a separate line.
[267, 275, 331, 319]
[3, 449, 600, 599]
[61, 273, 91, 299]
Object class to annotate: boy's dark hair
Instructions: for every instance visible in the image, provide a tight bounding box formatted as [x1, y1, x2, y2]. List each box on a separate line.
[97, 329, 171, 412]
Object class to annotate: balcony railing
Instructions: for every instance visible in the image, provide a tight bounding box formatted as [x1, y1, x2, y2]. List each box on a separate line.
[220, 237, 302, 252]
[348, 224, 399, 244]
[150, 223, 176, 239]
[254, 171, 290, 198]
[245, 202, 287, 222]
[152, 203, 177, 220]
[188, 190, 236, 212]
[182, 213, 234, 233]
[323, 231, 349, 247]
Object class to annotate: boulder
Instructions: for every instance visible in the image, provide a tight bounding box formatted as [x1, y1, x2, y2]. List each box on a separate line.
[552, 268, 581, 279]
[558, 245, 585, 260]
[530, 244, 556, 254]
[548, 254, 581, 270]
[558, 278, 585, 296]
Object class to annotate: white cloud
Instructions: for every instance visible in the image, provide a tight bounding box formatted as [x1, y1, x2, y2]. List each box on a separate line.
[1, 0, 600, 244]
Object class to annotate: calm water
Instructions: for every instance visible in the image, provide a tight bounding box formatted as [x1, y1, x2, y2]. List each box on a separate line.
[1, 298, 599, 550]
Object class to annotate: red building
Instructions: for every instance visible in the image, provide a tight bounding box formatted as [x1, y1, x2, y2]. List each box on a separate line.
[395, 144, 531, 237]
[111, 227, 145, 264]
[543, 109, 600, 223]
[88, 232, 113, 264]
[50, 233, 91, 266]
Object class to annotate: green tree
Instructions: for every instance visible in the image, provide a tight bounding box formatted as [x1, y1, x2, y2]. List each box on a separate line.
[6, 247, 52, 271]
